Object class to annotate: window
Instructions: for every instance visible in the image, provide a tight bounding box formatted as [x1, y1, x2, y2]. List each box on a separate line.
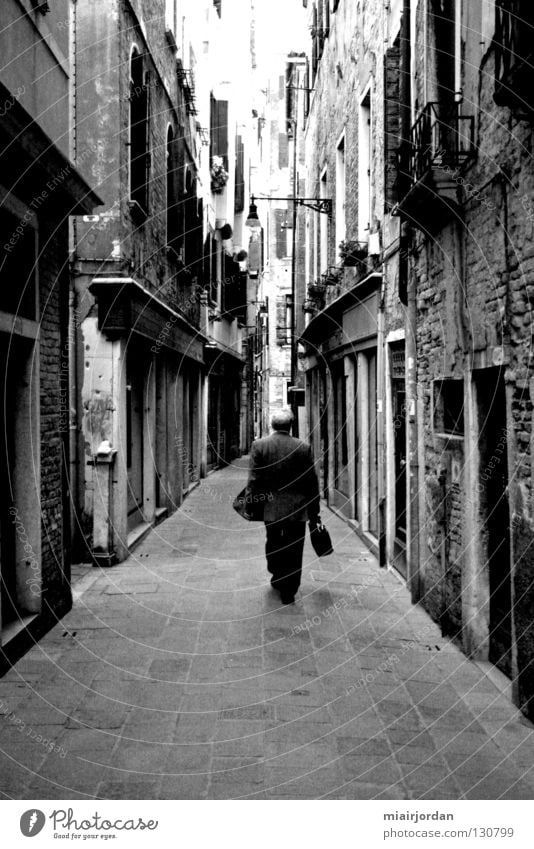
[275, 294, 292, 345]
[311, 4, 318, 81]
[234, 134, 245, 213]
[358, 90, 371, 243]
[165, 0, 175, 31]
[317, 1, 325, 56]
[303, 58, 311, 119]
[275, 209, 290, 258]
[429, 0, 457, 109]
[204, 233, 218, 305]
[494, 0, 534, 115]
[166, 126, 179, 250]
[129, 48, 149, 216]
[285, 294, 293, 345]
[248, 228, 263, 278]
[210, 94, 229, 172]
[384, 36, 401, 210]
[433, 379, 464, 436]
[335, 135, 346, 260]
[319, 168, 328, 272]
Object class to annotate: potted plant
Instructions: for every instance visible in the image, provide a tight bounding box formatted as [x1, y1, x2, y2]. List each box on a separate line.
[322, 267, 343, 286]
[307, 280, 326, 299]
[339, 239, 368, 267]
[210, 156, 229, 194]
[302, 298, 318, 314]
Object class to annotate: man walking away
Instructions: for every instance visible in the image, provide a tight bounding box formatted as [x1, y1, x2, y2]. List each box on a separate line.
[247, 409, 320, 604]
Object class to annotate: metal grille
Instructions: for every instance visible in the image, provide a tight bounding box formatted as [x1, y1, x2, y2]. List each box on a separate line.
[391, 346, 405, 379]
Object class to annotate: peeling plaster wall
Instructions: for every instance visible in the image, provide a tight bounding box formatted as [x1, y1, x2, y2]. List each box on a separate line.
[409, 0, 534, 719]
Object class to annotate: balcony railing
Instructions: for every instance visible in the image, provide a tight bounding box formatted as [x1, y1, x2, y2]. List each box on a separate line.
[177, 64, 198, 115]
[494, 1, 534, 114]
[399, 102, 474, 190]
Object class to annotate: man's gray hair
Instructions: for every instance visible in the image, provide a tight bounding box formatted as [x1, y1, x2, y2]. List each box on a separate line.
[271, 408, 294, 431]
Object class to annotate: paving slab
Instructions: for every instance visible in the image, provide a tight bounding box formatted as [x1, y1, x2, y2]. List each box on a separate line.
[2, 459, 534, 799]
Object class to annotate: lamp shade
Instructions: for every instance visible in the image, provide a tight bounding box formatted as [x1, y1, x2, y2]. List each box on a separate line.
[245, 198, 261, 229]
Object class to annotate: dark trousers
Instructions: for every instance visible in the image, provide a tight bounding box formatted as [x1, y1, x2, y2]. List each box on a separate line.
[265, 520, 306, 598]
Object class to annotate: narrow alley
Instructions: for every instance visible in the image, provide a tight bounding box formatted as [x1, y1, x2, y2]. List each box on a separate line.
[1, 462, 534, 801]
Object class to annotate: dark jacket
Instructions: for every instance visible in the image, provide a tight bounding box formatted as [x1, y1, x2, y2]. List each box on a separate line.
[247, 430, 320, 523]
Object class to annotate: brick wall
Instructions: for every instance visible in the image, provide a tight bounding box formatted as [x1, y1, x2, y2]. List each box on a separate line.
[39, 217, 71, 616]
[304, 0, 404, 338]
[407, 4, 534, 716]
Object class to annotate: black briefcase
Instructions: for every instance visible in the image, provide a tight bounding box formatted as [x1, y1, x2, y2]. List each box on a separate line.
[309, 520, 334, 556]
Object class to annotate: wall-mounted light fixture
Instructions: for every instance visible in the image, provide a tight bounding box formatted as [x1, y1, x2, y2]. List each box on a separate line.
[245, 194, 332, 229]
[249, 300, 268, 313]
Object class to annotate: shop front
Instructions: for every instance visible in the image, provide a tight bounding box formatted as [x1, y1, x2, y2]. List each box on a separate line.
[302, 273, 381, 553]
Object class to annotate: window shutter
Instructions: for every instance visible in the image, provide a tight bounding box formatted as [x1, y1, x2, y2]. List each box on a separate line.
[234, 134, 245, 213]
[304, 58, 310, 118]
[248, 229, 263, 276]
[210, 96, 229, 169]
[312, 5, 318, 80]
[278, 133, 289, 169]
[276, 296, 288, 344]
[275, 209, 288, 258]
[384, 42, 401, 210]
[317, 0, 324, 55]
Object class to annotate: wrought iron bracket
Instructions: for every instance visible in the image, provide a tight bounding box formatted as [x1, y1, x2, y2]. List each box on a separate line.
[251, 195, 332, 218]
[295, 198, 332, 217]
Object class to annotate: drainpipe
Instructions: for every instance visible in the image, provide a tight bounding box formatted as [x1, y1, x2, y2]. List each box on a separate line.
[401, 0, 421, 602]
[290, 113, 299, 437]
[68, 285, 79, 555]
[377, 271, 386, 568]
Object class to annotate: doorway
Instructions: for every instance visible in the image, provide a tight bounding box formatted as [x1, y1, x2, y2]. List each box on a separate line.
[366, 349, 378, 536]
[476, 368, 511, 678]
[127, 353, 144, 530]
[391, 343, 407, 578]
[333, 362, 350, 514]
[0, 337, 17, 624]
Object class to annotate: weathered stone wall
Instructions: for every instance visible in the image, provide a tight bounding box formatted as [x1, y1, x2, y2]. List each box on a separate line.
[408, 2, 534, 716]
[304, 0, 404, 337]
[39, 217, 72, 616]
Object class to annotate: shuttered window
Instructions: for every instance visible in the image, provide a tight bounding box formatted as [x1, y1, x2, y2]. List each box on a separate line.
[278, 133, 289, 169]
[384, 38, 401, 210]
[234, 134, 245, 213]
[210, 95, 229, 169]
[275, 209, 289, 258]
[129, 49, 150, 214]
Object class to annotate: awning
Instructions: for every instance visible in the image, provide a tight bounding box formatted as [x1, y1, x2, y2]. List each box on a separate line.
[89, 277, 207, 364]
[300, 271, 382, 347]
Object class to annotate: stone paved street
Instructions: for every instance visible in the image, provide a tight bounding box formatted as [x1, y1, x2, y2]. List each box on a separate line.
[1, 460, 534, 800]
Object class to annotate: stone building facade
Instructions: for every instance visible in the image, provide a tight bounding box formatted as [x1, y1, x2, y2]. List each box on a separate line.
[71, 0, 254, 561]
[249, 59, 305, 438]
[299, 0, 534, 721]
[71, 0, 208, 563]
[299, 0, 405, 564]
[0, 0, 100, 662]
[394, 0, 534, 719]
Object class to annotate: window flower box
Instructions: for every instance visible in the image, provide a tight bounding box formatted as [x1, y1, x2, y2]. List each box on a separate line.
[339, 239, 368, 267]
[210, 156, 229, 194]
[307, 281, 326, 299]
[321, 267, 343, 286]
